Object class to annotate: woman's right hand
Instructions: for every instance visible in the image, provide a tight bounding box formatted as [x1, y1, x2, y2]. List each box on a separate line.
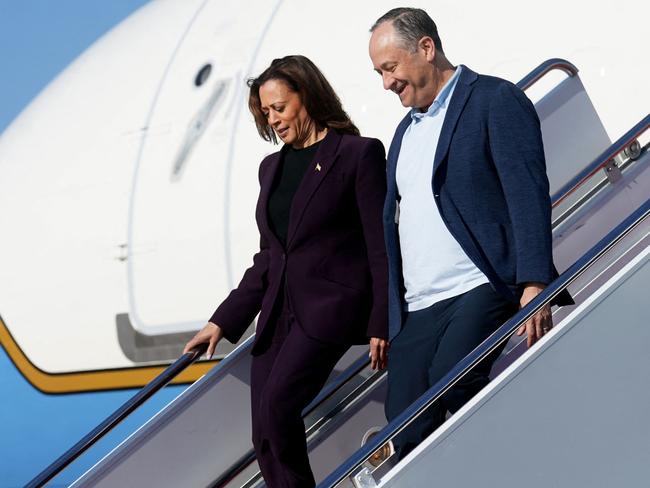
[369, 337, 389, 370]
[183, 322, 224, 359]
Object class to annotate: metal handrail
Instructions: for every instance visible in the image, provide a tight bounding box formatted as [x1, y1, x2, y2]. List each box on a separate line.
[26, 344, 208, 488]
[318, 198, 650, 488]
[210, 117, 649, 486]
[516, 58, 579, 91]
[210, 353, 372, 487]
[205, 57, 582, 487]
[31, 57, 636, 486]
[220, 133, 648, 486]
[211, 115, 649, 485]
[551, 114, 650, 207]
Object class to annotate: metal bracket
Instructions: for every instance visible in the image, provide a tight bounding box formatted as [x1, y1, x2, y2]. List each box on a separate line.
[352, 467, 379, 488]
[603, 159, 622, 184]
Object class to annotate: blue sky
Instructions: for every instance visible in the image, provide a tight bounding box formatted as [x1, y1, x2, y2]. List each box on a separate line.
[0, 0, 151, 135]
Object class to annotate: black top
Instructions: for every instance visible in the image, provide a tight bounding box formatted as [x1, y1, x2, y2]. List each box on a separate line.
[268, 141, 321, 247]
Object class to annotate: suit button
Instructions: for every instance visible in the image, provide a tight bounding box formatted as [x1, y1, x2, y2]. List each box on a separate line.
[281, 254, 286, 261]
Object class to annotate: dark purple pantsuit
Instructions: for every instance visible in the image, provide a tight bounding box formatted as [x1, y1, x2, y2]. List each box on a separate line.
[251, 290, 346, 487]
[210, 130, 388, 487]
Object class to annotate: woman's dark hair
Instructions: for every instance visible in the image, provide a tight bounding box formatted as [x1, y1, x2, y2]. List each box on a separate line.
[247, 55, 359, 143]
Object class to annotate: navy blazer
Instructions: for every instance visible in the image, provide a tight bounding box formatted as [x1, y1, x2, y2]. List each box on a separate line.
[211, 130, 389, 352]
[384, 66, 572, 340]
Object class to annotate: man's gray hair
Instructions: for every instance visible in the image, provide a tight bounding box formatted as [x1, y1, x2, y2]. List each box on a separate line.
[370, 7, 444, 54]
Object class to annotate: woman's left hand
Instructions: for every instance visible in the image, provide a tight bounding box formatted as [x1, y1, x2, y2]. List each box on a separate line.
[369, 337, 389, 370]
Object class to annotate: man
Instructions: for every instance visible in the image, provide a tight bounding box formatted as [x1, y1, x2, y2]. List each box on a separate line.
[368, 8, 572, 458]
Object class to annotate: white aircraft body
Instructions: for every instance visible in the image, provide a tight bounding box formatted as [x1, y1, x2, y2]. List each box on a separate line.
[0, 0, 647, 486]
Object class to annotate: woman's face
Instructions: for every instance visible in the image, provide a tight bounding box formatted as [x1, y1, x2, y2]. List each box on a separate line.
[259, 79, 314, 147]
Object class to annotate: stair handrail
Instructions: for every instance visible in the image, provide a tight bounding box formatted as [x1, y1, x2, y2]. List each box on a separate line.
[318, 197, 650, 488]
[35, 57, 641, 488]
[551, 113, 650, 207]
[210, 73, 650, 488]
[26, 343, 208, 488]
[210, 353, 372, 487]
[516, 58, 578, 91]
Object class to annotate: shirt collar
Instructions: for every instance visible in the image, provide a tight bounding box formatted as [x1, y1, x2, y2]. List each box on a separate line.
[410, 65, 462, 122]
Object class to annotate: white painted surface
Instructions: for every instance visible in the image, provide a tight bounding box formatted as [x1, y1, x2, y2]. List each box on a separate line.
[0, 0, 647, 372]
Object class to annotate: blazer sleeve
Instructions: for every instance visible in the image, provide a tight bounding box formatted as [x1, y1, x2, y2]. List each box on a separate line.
[355, 139, 389, 339]
[487, 82, 555, 286]
[208, 164, 270, 343]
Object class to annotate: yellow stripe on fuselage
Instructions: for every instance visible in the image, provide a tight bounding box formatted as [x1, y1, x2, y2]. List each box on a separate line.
[0, 316, 216, 394]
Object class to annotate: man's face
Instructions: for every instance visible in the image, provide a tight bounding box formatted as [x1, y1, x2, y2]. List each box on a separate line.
[369, 22, 435, 109]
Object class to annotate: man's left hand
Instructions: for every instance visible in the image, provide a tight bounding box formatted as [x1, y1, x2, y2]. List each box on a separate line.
[515, 282, 552, 348]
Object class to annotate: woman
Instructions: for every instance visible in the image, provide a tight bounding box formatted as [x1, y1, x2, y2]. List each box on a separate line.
[183, 55, 388, 488]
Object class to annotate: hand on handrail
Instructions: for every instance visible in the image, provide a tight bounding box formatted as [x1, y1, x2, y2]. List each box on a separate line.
[516, 282, 553, 347]
[183, 322, 224, 360]
[369, 337, 389, 370]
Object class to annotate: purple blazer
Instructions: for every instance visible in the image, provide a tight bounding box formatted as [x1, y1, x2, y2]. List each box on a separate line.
[210, 130, 388, 351]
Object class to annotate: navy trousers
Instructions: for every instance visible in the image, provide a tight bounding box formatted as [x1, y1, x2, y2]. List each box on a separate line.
[385, 283, 518, 458]
[250, 291, 347, 488]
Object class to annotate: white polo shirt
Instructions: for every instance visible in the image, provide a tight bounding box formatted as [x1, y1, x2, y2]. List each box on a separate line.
[396, 66, 489, 312]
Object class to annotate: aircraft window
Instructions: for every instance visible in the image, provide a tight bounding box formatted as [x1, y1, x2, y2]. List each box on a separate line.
[194, 64, 212, 87]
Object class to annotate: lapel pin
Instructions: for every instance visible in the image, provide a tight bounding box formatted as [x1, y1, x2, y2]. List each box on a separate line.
[315, 163, 322, 172]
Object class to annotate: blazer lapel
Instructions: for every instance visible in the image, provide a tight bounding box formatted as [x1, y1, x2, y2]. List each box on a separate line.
[432, 65, 478, 179]
[285, 130, 343, 248]
[257, 151, 283, 249]
[385, 113, 413, 217]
